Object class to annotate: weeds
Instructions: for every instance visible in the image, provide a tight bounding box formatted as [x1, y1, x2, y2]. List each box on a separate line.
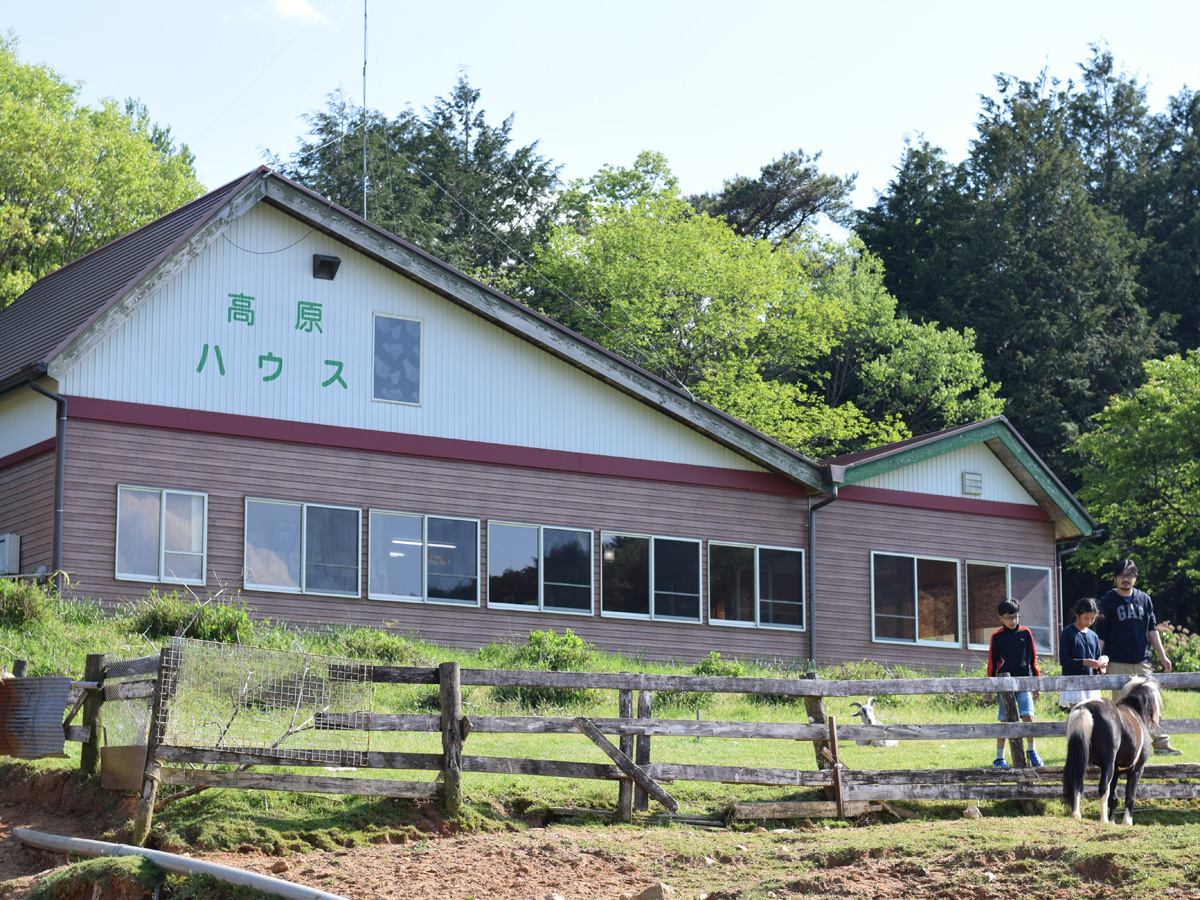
[125, 589, 254, 643]
[492, 629, 601, 709]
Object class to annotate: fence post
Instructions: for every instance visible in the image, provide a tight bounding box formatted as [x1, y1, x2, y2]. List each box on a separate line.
[616, 688, 634, 822]
[802, 673, 835, 799]
[439, 661, 463, 816]
[131, 648, 169, 846]
[634, 690, 652, 811]
[79, 653, 106, 777]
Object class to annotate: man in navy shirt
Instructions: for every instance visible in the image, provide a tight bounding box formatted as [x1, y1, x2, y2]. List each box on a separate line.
[1094, 558, 1179, 754]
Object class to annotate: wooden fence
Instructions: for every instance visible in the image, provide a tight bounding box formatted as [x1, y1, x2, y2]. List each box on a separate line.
[31, 650, 1200, 844]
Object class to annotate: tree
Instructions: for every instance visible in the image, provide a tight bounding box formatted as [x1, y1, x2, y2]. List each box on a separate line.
[689, 149, 856, 245]
[275, 75, 560, 282]
[534, 154, 1000, 458]
[0, 35, 204, 308]
[859, 71, 1169, 473]
[1074, 352, 1200, 630]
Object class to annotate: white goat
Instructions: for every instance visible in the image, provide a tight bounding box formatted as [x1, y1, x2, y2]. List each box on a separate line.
[849, 697, 898, 747]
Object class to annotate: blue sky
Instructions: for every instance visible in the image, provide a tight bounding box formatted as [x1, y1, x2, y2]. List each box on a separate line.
[7, 1, 1200, 213]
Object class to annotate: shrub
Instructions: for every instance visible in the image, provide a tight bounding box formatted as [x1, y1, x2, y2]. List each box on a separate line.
[0, 579, 50, 627]
[493, 629, 600, 710]
[126, 590, 254, 643]
[661, 651, 747, 712]
[1157, 621, 1200, 673]
[335, 626, 429, 665]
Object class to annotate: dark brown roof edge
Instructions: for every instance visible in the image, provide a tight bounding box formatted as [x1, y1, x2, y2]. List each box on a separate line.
[42, 168, 269, 364]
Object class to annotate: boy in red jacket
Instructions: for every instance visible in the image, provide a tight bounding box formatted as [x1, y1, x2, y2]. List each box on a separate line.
[984, 598, 1043, 768]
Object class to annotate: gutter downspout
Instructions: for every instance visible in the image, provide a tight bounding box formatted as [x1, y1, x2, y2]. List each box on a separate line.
[808, 465, 843, 667]
[28, 381, 66, 593]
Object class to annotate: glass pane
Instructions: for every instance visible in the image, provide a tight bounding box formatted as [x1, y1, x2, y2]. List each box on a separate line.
[872, 554, 915, 641]
[544, 584, 591, 611]
[709, 544, 755, 623]
[489, 524, 538, 607]
[245, 500, 301, 588]
[373, 315, 421, 404]
[543, 528, 592, 611]
[163, 492, 204, 583]
[164, 493, 204, 554]
[117, 488, 160, 579]
[760, 548, 804, 628]
[305, 506, 359, 595]
[1012, 566, 1052, 653]
[428, 518, 477, 603]
[654, 538, 699, 619]
[967, 563, 1007, 645]
[369, 511, 422, 598]
[916, 558, 958, 643]
[601, 534, 649, 615]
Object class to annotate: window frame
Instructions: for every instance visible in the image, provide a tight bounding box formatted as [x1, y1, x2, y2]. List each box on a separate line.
[486, 520, 594, 615]
[115, 485, 208, 586]
[965, 559, 1055, 655]
[599, 531, 702, 623]
[243, 498, 362, 598]
[707, 541, 806, 631]
[869, 551, 961, 647]
[372, 313, 423, 407]
[367, 509, 481, 606]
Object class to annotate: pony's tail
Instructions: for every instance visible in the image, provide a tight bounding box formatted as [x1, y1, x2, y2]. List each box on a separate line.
[1063, 706, 1093, 813]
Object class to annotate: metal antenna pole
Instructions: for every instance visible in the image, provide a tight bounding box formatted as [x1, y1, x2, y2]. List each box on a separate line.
[362, 0, 368, 218]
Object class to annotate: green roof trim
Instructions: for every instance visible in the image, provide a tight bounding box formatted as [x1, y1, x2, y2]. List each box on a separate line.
[834, 420, 1094, 538]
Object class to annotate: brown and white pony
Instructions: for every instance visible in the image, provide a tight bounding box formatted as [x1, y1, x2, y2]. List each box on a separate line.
[1063, 676, 1163, 825]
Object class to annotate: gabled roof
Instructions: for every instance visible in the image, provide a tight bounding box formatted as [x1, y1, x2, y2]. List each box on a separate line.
[823, 416, 1097, 541]
[0, 169, 266, 396]
[0, 168, 828, 489]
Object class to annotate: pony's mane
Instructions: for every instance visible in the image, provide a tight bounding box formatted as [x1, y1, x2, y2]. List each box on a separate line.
[1120, 675, 1163, 727]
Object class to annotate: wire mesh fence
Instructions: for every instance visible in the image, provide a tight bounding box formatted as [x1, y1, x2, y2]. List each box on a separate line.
[155, 638, 374, 766]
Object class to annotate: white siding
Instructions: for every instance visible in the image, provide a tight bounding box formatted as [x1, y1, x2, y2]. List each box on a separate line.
[58, 205, 763, 472]
[857, 444, 1037, 505]
[0, 385, 56, 459]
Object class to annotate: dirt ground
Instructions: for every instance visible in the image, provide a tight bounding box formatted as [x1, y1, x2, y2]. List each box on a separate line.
[3, 772, 1200, 900]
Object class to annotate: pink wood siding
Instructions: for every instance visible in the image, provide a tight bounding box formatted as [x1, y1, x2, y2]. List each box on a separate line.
[0, 449, 55, 575]
[61, 421, 814, 663]
[811, 497, 1058, 670]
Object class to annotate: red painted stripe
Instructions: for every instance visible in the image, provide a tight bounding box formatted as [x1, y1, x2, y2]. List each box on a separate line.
[838, 484, 1051, 521]
[65, 397, 808, 496]
[0, 439, 55, 472]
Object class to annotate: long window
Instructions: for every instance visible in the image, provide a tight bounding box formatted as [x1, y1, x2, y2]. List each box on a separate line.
[373, 314, 422, 405]
[369, 511, 479, 605]
[244, 499, 361, 597]
[871, 552, 959, 644]
[116, 486, 207, 585]
[488, 522, 592, 613]
[967, 561, 1053, 653]
[709, 543, 805, 629]
[600, 533, 700, 621]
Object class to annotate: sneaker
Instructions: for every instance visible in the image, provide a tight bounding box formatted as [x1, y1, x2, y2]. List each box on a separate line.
[1027, 750, 1044, 768]
[992, 757, 1010, 768]
[1154, 740, 1183, 756]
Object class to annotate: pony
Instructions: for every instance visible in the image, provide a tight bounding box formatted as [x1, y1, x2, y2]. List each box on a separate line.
[1063, 675, 1163, 825]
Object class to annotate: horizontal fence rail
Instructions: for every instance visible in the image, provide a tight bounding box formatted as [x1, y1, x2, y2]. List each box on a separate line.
[12, 641, 1200, 842]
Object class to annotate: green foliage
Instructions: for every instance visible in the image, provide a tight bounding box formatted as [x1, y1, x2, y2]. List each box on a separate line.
[0, 578, 49, 627]
[275, 75, 559, 281]
[125, 590, 254, 643]
[532, 153, 998, 458]
[28, 855, 163, 900]
[1074, 351, 1200, 629]
[492, 629, 600, 709]
[661, 651, 748, 712]
[334, 626, 430, 665]
[1156, 622, 1200, 673]
[0, 35, 204, 309]
[688, 147, 857, 242]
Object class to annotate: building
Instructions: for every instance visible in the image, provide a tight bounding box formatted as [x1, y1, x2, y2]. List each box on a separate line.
[0, 169, 1095, 668]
